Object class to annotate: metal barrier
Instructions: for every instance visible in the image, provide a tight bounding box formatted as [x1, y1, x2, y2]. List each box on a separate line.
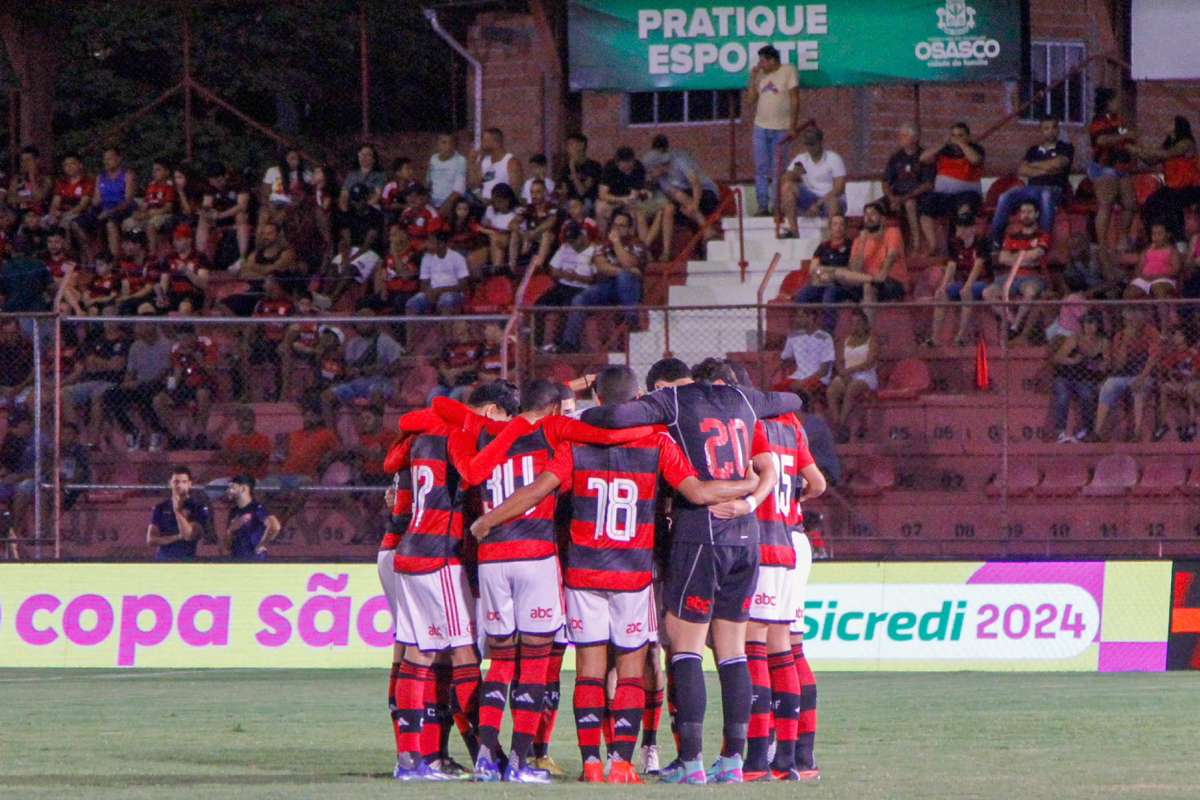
[3, 299, 1199, 561]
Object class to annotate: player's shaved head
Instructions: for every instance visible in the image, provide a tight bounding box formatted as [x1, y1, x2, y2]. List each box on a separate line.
[468, 380, 519, 418]
[692, 357, 737, 385]
[645, 357, 691, 392]
[520, 379, 562, 414]
[594, 365, 639, 405]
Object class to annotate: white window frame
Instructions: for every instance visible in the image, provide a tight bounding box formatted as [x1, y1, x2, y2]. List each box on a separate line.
[625, 90, 742, 127]
[1020, 40, 1088, 127]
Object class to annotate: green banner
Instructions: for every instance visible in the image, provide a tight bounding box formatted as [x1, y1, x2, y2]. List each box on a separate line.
[568, 0, 1025, 91]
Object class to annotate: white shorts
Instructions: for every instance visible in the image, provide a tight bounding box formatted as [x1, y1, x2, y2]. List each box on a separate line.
[566, 586, 657, 651]
[479, 556, 564, 638]
[394, 564, 477, 652]
[1129, 276, 1176, 294]
[750, 564, 795, 624]
[376, 549, 397, 630]
[789, 531, 814, 635]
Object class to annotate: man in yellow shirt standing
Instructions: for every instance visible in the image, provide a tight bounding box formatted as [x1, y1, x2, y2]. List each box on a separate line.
[748, 45, 800, 216]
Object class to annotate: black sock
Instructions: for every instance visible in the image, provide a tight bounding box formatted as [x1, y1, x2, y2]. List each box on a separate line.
[717, 656, 750, 758]
[670, 652, 706, 762]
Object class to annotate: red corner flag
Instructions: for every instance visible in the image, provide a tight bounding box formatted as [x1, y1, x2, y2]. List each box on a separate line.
[975, 334, 990, 391]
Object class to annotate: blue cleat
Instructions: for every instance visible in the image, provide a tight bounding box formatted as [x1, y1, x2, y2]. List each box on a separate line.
[473, 752, 503, 783]
[394, 758, 451, 782]
[503, 760, 553, 784]
[660, 757, 707, 785]
[705, 754, 744, 784]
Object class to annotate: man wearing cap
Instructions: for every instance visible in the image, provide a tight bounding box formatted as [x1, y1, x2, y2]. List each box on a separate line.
[748, 45, 800, 216]
[222, 474, 281, 560]
[158, 224, 210, 313]
[643, 135, 720, 259]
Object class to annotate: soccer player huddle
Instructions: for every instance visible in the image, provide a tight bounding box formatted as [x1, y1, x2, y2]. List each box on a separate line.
[377, 356, 826, 785]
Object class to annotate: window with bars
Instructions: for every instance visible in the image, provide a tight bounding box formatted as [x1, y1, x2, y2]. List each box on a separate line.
[1021, 41, 1087, 125]
[627, 90, 741, 126]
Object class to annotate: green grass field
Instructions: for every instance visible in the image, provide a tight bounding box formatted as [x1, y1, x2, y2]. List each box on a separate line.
[1, 669, 1197, 799]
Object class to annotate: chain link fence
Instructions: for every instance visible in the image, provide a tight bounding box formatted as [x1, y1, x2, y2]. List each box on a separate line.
[3, 300, 1199, 561]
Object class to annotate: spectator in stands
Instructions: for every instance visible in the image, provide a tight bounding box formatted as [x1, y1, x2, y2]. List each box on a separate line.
[559, 133, 602, 212]
[558, 196, 600, 245]
[311, 164, 338, 257]
[45, 227, 83, 315]
[813, 201, 907, 320]
[989, 116, 1074, 248]
[928, 202, 991, 347]
[320, 312, 404, 424]
[8, 146, 51, 221]
[557, 210, 647, 353]
[0, 239, 51, 329]
[114, 230, 158, 315]
[918, 122, 985, 255]
[222, 474, 281, 560]
[446, 198, 487, 271]
[597, 145, 645, 219]
[1044, 271, 1093, 353]
[58, 421, 91, 514]
[779, 126, 847, 237]
[396, 183, 442, 255]
[1063, 232, 1113, 295]
[81, 253, 119, 316]
[430, 321, 484, 402]
[0, 408, 38, 545]
[479, 183, 518, 274]
[1126, 222, 1181, 302]
[536, 222, 595, 350]
[794, 213, 854, 329]
[81, 146, 137, 261]
[882, 123, 935, 252]
[229, 220, 299, 315]
[220, 405, 272, 480]
[63, 321, 129, 448]
[780, 307, 835, 397]
[152, 324, 217, 449]
[521, 154, 555, 204]
[1094, 305, 1159, 441]
[47, 152, 93, 252]
[126, 157, 178, 253]
[341, 143, 387, 210]
[748, 44, 800, 216]
[510, 179, 557, 272]
[405, 229, 468, 316]
[983, 200, 1050, 342]
[381, 158, 419, 220]
[1155, 323, 1200, 442]
[470, 127, 522, 205]
[325, 182, 384, 303]
[1050, 310, 1108, 444]
[242, 276, 294, 400]
[158, 224, 209, 314]
[197, 162, 252, 270]
[270, 400, 343, 527]
[826, 309, 878, 442]
[1088, 87, 1137, 265]
[146, 465, 211, 562]
[642, 135, 720, 258]
[363, 224, 419, 314]
[427, 133, 467, 218]
[102, 316, 171, 452]
[260, 147, 312, 222]
[1136, 115, 1200, 244]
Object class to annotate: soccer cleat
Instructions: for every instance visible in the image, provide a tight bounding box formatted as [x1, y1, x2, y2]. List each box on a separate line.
[640, 744, 661, 775]
[532, 755, 566, 778]
[503, 761, 553, 784]
[473, 752, 503, 783]
[660, 758, 707, 785]
[394, 758, 451, 782]
[434, 757, 472, 780]
[705, 754, 744, 784]
[744, 769, 773, 782]
[795, 766, 822, 783]
[580, 759, 606, 783]
[607, 759, 643, 784]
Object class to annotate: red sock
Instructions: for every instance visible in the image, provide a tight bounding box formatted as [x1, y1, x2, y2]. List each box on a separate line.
[478, 644, 516, 754]
[388, 661, 404, 754]
[573, 676, 605, 762]
[534, 642, 566, 757]
[420, 664, 444, 762]
[792, 640, 818, 769]
[395, 659, 431, 757]
[510, 641, 552, 762]
[451, 662, 481, 762]
[611, 677, 645, 763]
[769, 649, 801, 769]
[642, 687, 663, 746]
[745, 641, 772, 771]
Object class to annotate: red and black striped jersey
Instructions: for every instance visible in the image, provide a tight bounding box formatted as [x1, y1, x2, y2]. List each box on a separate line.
[380, 436, 413, 552]
[755, 414, 815, 567]
[393, 426, 465, 574]
[547, 431, 696, 592]
[474, 425, 558, 563]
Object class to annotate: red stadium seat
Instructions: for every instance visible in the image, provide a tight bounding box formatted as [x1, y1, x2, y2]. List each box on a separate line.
[1033, 459, 1089, 497]
[467, 276, 515, 313]
[1081, 453, 1139, 497]
[985, 460, 1041, 498]
[1133, 173, 1163, 207]
[1185, 467, 1200, 497]
[982, 174, 1023, 216]
[1134, 458, 1188, 496]
[876, 358, 931, 400]
[521, 273, 555, 305]
[777, 264, 810, 299]
[845, 457, 896, 497]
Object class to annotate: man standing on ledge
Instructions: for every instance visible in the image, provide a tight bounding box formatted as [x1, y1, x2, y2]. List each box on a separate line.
[146, 465, 211, 561]
[748, 45, 800, 217]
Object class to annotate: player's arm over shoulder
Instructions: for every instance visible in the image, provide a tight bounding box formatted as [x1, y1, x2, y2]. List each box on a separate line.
[740, 385, 804, 418]
[580, 389, 674, 428]
[655, 432, 755, 505]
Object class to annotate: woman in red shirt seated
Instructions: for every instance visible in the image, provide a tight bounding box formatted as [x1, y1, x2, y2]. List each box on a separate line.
[1135, 115, 1200, 243]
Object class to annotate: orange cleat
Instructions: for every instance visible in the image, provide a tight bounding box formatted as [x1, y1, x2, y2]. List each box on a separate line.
[580, 759, 606, 783]
[607, 759, 643, 784]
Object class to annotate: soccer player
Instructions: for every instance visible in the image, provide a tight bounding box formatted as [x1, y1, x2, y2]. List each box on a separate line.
[390, 382, 520, 782]
[714, 409, 825, 781]
[378, 435, 414, 766]
[470, 366, 757, 782]
[221, 474, 281, 559]
[582, 357, 801, 784]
